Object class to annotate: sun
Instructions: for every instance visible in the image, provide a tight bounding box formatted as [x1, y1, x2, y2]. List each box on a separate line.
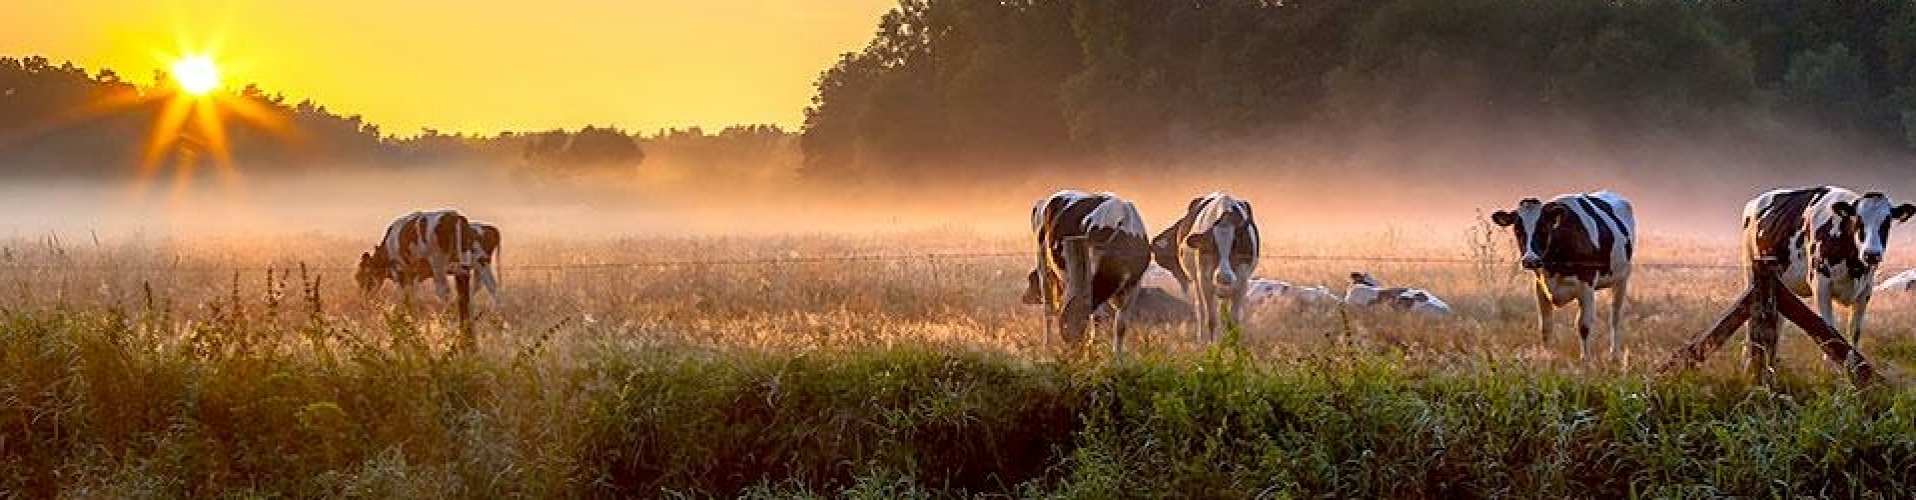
[170, 55, 221, 96]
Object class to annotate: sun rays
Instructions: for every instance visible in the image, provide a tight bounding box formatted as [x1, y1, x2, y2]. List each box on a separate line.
[133, 45, 289, 199]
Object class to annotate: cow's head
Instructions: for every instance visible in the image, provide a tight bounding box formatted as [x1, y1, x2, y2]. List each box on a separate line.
[1184, 197, 1253, 293]
[1022, 269, 1045, 305]
[355, 251, 388, 293]
[1831, 193, 1916, 266]
[1491, 198, 1565, 270]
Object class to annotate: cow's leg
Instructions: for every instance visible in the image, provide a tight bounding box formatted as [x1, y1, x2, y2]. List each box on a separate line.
[1847, 291, 1871, 349]
[1811, 275, 1841, 341]
[1534, 279, 1555, 345]
[1110, 286, 1140, 357]
[1195, 286, 1218, 344]
[1608, 279, 1628, 360]
[1036, 249, 1054, 350]
[1059, 239, 1092, 347]
[1186, 265, 1208, 343]
[1576, 285, 1597, 361]
[1181, 255, 1205, 340]
[428, 255, 452, 302]
[1229, 263, 1253, 335]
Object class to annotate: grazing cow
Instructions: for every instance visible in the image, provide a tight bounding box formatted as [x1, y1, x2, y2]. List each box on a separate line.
[1024, 190, 1152, 354]
[1245, 278, 1338, 305]
[1152, 192, 1259, 343]
[1743, 186, 1916, 348]
[360, 219, 501, 302]
[356, 209, 487, 303]
[1491, 191, 1636, 359]
[1341, 272, 1452, 316]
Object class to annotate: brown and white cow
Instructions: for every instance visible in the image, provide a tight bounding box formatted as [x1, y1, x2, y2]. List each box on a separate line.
[1492, 191, 1636, 359]
[1744, 186, 1916, 349]
[1023, 190, 1152, 354]
[356, 209, 489, 303]
[1151, 192, 1258, 342]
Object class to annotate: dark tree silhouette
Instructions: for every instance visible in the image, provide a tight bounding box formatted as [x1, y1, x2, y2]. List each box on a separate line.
[801, 0, 1916, 179]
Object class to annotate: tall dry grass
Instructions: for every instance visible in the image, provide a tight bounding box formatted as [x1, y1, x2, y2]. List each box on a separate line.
[0, 228, 1912, 497]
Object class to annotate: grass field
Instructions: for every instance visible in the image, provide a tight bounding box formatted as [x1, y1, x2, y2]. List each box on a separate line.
[1, 228, 1913, 497]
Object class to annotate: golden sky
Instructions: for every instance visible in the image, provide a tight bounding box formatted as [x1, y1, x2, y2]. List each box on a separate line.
[0, 0, 897, 135]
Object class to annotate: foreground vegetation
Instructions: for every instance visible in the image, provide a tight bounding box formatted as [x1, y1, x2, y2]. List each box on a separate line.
[3, 234, 1915, 497]
[4, 304, 1914, 497]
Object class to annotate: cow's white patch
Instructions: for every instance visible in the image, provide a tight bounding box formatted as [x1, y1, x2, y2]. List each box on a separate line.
[1083, 199, 1145, 237]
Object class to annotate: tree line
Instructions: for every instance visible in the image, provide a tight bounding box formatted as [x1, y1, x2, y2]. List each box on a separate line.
[800, 0, 1916, 178]
[0, 56, 794, 179]
[11, 1, 1916, 182]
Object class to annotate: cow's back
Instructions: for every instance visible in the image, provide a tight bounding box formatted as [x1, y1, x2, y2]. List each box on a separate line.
[1044, 194, 1113, 243]
[384, 209, 477, 272]
[1745, 187, 1837, 261]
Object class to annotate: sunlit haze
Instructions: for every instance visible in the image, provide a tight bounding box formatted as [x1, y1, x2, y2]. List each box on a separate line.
[0, 0, 896, 134]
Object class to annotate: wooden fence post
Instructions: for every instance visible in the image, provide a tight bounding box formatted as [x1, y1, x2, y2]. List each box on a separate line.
[1661, 256, 1876, 388]
[1745, 260, 1779, 386]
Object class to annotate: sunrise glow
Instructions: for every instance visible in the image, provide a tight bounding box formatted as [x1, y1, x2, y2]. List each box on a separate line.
[169, 55, 220, 96]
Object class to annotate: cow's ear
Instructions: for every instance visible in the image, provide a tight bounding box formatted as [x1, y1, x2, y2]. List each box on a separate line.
[1833, 201, 1856, 217]
[360, 251, 371, 261]
[1491, 211, 1517, 227]
[1895, 203, 1916, 222]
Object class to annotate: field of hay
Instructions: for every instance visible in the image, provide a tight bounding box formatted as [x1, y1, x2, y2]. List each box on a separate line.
[2, 226, 1913, 497]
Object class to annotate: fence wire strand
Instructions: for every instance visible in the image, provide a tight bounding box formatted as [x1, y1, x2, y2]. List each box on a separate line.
[0, 251, 1745, 274]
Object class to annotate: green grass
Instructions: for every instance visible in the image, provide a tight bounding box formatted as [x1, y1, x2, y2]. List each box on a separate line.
[3, 306, 1911, 498]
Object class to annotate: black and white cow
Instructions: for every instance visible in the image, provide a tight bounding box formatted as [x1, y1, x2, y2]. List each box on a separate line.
[1341, 272, 1451, 316]
[1151, 192, 1259, 342]
[1023, 190, 1153, 354]
[1245, 278, 1338, 305]
[356, 209, 489, 303]
[1743, 186, 1915, 348]
[1491, 191, 1636, 359]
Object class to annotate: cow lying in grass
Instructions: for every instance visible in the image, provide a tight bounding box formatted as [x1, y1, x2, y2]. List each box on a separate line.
[1341, 272, 1451, 316]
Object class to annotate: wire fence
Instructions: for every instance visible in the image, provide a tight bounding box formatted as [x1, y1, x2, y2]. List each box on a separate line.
[0, 251, 1747, 274]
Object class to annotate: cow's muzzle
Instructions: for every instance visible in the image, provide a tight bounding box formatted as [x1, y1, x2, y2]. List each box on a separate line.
[1865, 252, 1883, 266]
[1212, 271, 1236, 291]
[1521, 257, 1543, 270]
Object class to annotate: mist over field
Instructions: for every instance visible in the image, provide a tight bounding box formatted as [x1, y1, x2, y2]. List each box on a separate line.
[6, 126, 1916, 252]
